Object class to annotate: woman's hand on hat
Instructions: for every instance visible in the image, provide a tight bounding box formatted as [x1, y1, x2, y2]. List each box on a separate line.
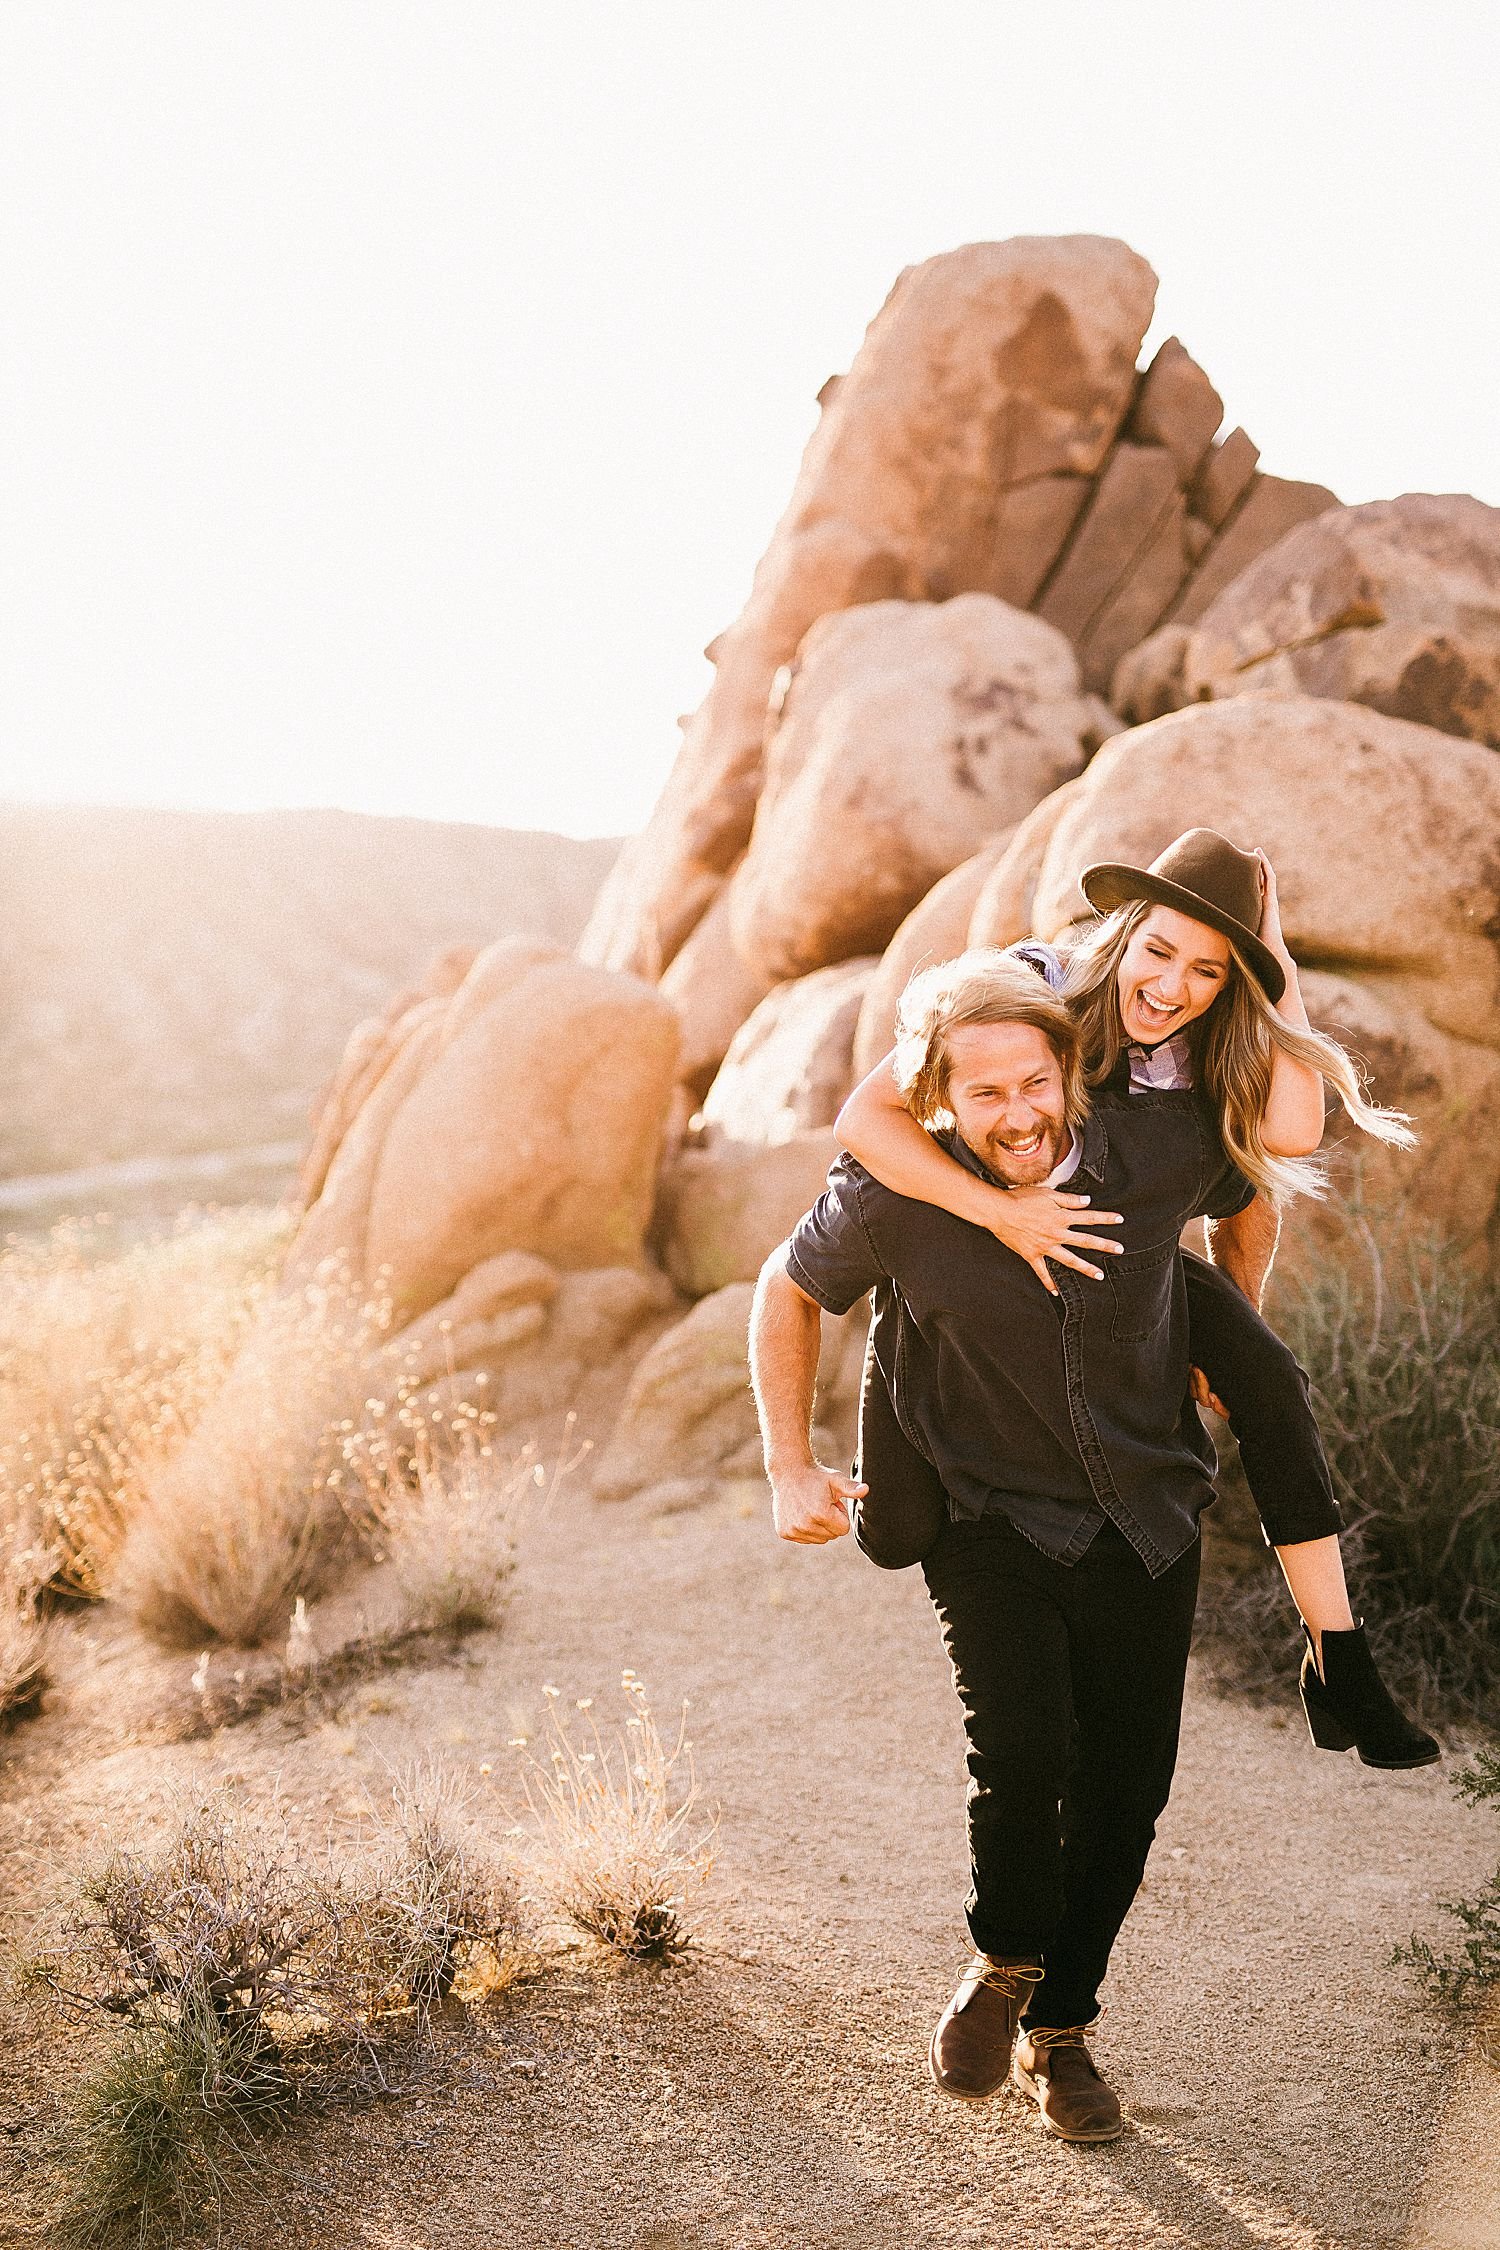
[1255, 850, 1293, 963]
[975, 1182, 1124, 1294]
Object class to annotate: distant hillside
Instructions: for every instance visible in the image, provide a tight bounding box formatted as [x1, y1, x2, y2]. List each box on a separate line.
[0, 805, 619, 1183]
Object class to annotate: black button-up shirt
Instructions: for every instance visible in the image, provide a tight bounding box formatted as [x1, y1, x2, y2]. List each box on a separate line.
[785, 1087, 1254, 1577]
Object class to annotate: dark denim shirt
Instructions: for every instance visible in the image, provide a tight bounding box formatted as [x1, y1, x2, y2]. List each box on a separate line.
[785, 1088, 1254, 1578]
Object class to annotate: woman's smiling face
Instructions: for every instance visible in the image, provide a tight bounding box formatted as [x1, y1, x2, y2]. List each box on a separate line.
[1116, 905, 1232, 1045]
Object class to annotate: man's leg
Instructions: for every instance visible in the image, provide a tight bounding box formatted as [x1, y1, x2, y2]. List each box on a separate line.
[924, 1513, 1077, 1959]
[1025, 1523, 1201, 2033]
[921, 1513, 1073, 2096]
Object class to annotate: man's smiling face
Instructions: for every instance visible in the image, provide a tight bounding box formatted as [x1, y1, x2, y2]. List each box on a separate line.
[943, 1021, 1071, 1186]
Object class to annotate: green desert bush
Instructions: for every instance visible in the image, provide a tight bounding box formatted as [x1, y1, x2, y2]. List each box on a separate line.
[0, 1206, 290, 1599]
[521, 1671, 718, 1962]
[1392, 1746, 1500, 2057]
[27, 1775, 518, 2244]
[1198, 1232, 1500, 1729]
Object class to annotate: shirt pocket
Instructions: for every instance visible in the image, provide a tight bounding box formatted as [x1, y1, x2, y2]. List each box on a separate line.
[1107, 1239, 1177, 1343]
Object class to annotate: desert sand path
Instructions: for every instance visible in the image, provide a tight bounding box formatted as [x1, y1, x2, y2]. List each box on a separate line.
[3, 1473, 1498, 2249]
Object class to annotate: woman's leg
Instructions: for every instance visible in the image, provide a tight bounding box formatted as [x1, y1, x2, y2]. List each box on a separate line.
[1274, 1538, 1355, 1674]
[1181, 1252, 1352, 1666]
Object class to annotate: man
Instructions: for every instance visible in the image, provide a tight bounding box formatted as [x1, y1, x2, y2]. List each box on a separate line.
[748, 948, 1256, 2142]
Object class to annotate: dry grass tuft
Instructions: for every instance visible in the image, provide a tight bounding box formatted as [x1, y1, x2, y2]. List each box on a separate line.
[110, 1257, 389, 1649]
[521, 1671, 717, 1961]
[346, 1413, 572, 1637]
[27, 1772, 519, 2243]
[0, 1536, 54, 1721]
[0, 1207, 290, 1598]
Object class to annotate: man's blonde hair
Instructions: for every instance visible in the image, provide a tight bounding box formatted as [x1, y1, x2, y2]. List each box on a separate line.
[892, 948, 1089, 1131]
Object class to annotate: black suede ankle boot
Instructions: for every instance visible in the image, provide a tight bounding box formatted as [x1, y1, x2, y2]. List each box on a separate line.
[1300, 1624, 1440, 1769]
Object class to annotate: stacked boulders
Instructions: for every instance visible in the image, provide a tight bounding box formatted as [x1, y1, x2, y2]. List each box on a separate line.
[276, 234, 1500, 1518]
[580, 235, 1161, 986]
[1114, 492, 1500, 740]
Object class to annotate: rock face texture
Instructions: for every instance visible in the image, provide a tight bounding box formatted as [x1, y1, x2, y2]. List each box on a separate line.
[658, 870, 776, 1102]
[591, 1282, 864, 1506]
[729, 595, 1100, 982]
[579, 237, 1160, 982]
[655, 1129, 840, 1299]
[851, 831, 1017, 1079]
[1115, 494, 1500, 746]
[286, 939, 681, 1320]
[701, 958, 879, 1148]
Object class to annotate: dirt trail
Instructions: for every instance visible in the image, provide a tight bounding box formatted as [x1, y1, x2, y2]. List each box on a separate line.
[2, 1475, 1497, 2249]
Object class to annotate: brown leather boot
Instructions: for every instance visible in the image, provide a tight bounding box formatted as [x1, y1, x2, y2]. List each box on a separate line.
[1012, 2021, 1124, 2141]
[928, 1953, 1043, 2100]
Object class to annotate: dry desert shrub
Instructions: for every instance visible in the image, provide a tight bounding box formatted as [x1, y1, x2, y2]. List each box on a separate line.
[521, 1671, 718, 1961]
[0, 1536, 53, 1721]
[27, 1773, 518, 2244]
[1199, 1225, 1500, 1728]
[0, 1206, 290, 1598]
[344, 1408, 577, 1637]
[111, 1258, 389, 1649]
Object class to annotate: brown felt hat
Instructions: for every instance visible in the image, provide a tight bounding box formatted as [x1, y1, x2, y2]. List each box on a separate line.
[1079, 828, 1286, 1002]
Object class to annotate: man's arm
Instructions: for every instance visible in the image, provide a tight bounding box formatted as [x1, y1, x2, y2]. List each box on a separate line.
[749, 1250, 867, 1545]
[1204, 1192, 1280, 1311]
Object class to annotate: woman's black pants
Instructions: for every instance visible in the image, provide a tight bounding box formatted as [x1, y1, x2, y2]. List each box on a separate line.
[922, 1510, 1201, 2027]
[850, 1248, 1342, 1571]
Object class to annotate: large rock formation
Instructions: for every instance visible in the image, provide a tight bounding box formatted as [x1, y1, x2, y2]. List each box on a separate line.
[580, 237, 1160, 982]
[655, 1129, 840, 1299]
[701, 958, 879, 1147]
[272, 236, 1500, 1532]
[1114, 494, 1500, 746]
[286, 938, 681, 1320]
[851, 830, 1018, 1079]
[591, 1283, 865, 1507]
[727, 595, 1102, 983]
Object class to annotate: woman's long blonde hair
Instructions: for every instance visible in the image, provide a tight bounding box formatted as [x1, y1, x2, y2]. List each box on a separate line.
[1060, 901, 1416, 1204]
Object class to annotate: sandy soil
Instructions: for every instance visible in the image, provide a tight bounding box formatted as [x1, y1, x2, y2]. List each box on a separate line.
[1, 1473, 1497, 2250]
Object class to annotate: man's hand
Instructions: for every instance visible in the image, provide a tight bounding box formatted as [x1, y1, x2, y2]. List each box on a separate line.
[770, 1459, 867, 1545]
[1189, 1366, 1231, 1421]
[975, 1183, 1124, 1294]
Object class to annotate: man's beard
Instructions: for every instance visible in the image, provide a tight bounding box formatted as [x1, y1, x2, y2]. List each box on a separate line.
[974, 1114, 1069, 1186]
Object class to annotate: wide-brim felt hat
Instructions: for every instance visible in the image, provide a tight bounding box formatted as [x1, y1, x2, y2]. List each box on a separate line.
[1079, 827, 1286, 1002]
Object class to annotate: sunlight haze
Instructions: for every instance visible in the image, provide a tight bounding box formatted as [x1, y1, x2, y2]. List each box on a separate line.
[2, 2, 1496, 839]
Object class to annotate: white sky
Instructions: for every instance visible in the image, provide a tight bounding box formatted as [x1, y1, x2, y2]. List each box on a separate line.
[2, 3, 1497, 841]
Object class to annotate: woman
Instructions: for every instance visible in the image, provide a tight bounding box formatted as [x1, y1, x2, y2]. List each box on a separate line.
[837, 827, 1438, 1770]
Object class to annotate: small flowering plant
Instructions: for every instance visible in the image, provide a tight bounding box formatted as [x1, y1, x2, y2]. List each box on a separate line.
[518, 1671, 717, 1961]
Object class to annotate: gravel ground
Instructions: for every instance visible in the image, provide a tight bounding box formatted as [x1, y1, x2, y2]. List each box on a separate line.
[1, 1473, 1496, 2249]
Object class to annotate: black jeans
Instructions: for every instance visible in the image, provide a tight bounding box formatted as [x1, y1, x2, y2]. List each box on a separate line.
[851, 1249, 1342, 1570]
[922, 1509, 1201, 2027]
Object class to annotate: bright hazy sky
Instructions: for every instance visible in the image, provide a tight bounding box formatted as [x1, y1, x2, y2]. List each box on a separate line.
[3, 4, 1497, 841]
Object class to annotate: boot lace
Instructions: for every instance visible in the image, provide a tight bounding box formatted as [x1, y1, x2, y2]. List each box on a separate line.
[971, 1956, 1044, 2000]
[1024, 2019, 1100, 2056]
